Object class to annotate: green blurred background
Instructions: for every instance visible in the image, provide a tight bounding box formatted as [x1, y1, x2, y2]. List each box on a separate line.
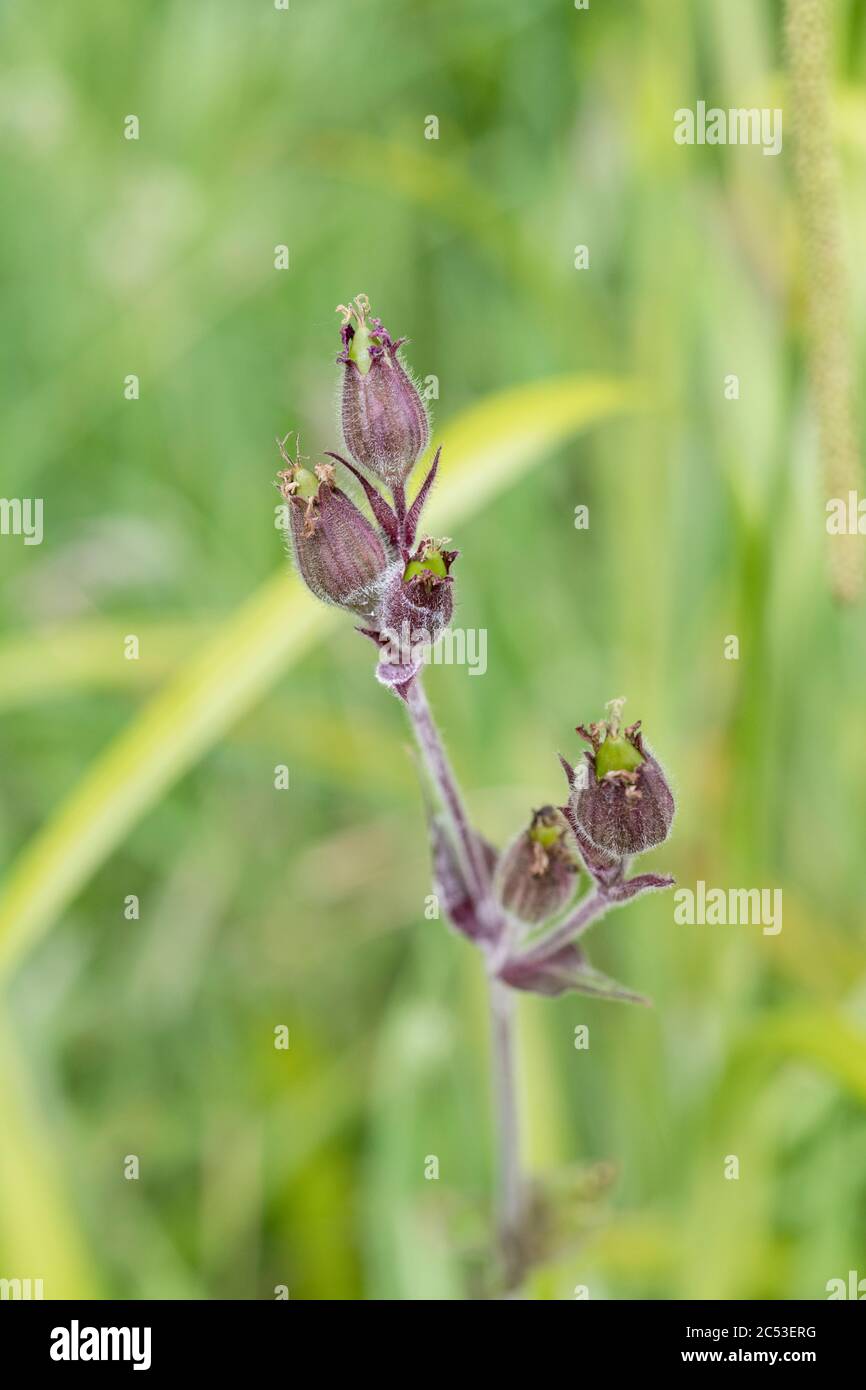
[1, 0, 865, 1300]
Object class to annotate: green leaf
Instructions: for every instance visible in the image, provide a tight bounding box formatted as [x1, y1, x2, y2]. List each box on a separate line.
[0, 375, 643, 980]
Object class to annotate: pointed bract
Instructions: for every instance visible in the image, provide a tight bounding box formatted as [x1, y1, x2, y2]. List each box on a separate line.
[499, 942, 649, 1004]
[405, 447, 441, 547]
[324, 450, 399, 545]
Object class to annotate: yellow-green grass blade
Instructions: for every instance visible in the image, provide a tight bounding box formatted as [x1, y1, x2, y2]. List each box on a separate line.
[0, 619, 212, 710]
[0, 1013, 100, 1297]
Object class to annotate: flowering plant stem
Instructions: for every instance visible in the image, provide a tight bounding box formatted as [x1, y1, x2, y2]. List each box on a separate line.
[520, 888, 611, 964]
[281, 294, 677, 1297]
[405, 678, 491, 909]
[489, 979, 525, 1291]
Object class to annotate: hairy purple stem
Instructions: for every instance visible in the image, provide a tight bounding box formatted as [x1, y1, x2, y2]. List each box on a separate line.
[490, 979, 525, 1293]
[405, 676, 491, 906]
[404, 674, 525, 1290]
[518, 889, 612, 966]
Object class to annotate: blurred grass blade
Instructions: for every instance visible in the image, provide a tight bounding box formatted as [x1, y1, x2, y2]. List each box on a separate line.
[0, 575, 334, 978]
[682, 1005, 866, 1299]
[0, 619, 212, 711]
[423, 376, 644, 529]
[0, 1012, 99, 1297]
[308, 133, 552, 308]
[0, 375, 641, 980]
[734, 1007, 866, 1106]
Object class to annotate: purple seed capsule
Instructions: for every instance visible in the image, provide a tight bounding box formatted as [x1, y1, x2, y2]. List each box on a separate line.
[566, 699, 675, 860]
[336, 294, 430, 487]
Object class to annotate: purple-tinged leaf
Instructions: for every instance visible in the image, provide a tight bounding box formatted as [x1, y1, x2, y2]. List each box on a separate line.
[429, 814, 499, 943]
[606, 871, 675, 902]
[499, 943, 649, 1004]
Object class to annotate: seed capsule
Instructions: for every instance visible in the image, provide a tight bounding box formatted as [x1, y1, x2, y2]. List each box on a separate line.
[379, 537, 457, 647]
[566, 698, 675, 859]
[336, 294, 430, 486]
[278, 451, 388, 620]
[495, 807, 580, 928]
